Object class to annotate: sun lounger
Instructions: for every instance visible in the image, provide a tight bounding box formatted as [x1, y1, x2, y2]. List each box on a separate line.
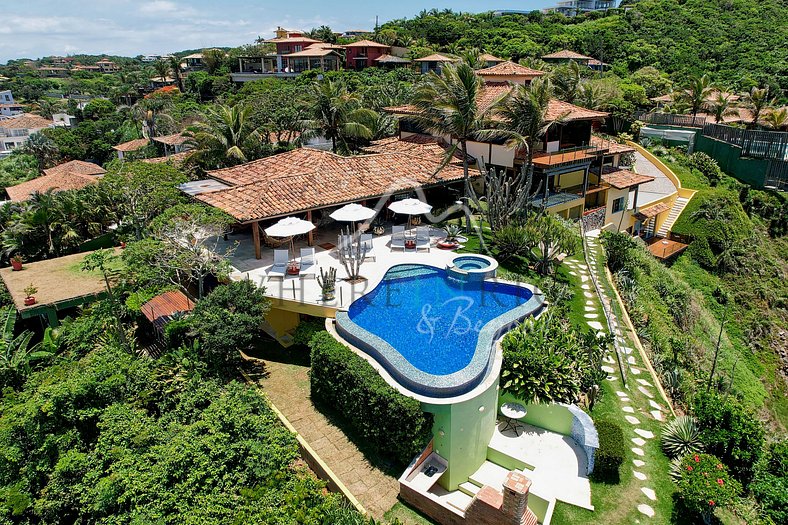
[416, 226, 431, 252]
[360, 234, 376, 261]
[267, 249, 289, 279]
[391, 225, 406, 251]
[299, 247, 317, 278]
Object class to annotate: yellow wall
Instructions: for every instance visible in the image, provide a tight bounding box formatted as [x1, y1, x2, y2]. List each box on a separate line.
[556, 169, 585, 189]
[266, 307, 301, 338]
[604, 186, 631, 231]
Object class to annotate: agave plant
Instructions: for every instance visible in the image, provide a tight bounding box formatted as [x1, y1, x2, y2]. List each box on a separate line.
[661, 415, 703, 459]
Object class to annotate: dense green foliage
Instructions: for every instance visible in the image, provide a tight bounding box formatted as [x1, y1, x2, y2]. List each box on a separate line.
[309, 331, 433, 466]
[593, 420, 625, 481]
[660, 416, 702, 460]
[750, 439, 788, 523]
[675, 453, 741, 520]
[501, 313, 609, 405]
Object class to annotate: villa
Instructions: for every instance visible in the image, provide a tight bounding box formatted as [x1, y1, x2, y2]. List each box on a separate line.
[0, 114, 56, 158]
[4, 160, 105, 202]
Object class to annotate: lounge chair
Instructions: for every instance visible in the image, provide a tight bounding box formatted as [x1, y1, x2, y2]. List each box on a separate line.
[299, 247, 317, 278]
[416, 226, 431, 252]
[360, 234, 375, 261]
[391, 225, 406, 251]
[267, 249, 289, 279]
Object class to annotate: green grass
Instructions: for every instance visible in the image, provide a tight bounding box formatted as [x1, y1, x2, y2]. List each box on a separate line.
[383, 502, 438, 525]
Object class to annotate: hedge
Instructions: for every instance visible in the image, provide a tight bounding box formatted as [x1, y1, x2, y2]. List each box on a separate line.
[309, 331, 433, 466]
[594, 420, 626, 480]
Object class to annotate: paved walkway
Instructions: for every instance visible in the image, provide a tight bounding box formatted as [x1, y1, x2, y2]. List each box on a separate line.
[633, 151, 677, 207]
[255, 358, 400, 519]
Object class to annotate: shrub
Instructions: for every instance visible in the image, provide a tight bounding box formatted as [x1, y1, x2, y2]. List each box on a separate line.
[600, 230, 640, 273]
[675, 453, 741, 522]
[661, 415, 703, 459]
[309, 332, 433, 465]
[750, 439, 788, 524]
[593, 420, 625, 481]
[164, 317, 192, 349]
[491, 224, 529, 261]
[688, 152, 722, 186]
[693, 391, 765, 486]
[291, 317, 326, 347]
[687, 236, 716, 269]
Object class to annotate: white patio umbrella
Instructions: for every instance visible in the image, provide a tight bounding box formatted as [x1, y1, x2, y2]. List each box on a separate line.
[264, 216, 315, 261]
[388, 198, 432, 230]
[329, 203, 376, 232]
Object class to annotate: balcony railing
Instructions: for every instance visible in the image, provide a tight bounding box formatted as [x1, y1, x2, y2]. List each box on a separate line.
[531, 145, 603, 169]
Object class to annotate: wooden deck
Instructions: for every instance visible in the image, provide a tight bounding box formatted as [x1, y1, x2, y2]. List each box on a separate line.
[646, 237, 688, 260]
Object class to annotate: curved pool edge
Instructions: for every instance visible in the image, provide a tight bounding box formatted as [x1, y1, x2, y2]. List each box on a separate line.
[334, 264, 546, 399]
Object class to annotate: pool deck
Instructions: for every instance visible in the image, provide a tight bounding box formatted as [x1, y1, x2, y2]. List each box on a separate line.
[220, 226, 473, 310]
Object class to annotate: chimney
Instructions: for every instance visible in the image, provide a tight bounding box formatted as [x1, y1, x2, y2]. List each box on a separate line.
[501, 471, 532, 524]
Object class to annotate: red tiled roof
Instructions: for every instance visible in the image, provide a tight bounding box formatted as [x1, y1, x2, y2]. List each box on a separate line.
[152, 132, 189, 146]
[0, 114, 53, 130]
[413, 53, 457, 63]
[5, 171, 98, 202]
[479, 53, 503, 63]
[141, 151, 193, 164]
[590, 136, 636, 155]
[635, 202, 671, 220]
[286, 48, 340, 58]
[196, 142, 469, 222]
[263, 36, 322, 44]
[113, 138, 150, 152]
[344, 39, 390, 48]
[43, 160, 106, 178]
[542, 50, 593, 60]
[477, 61, 545, 78]
[140, 290, 194, 328]
[374, 54, 411, 64]
[600, 167, 654, 189]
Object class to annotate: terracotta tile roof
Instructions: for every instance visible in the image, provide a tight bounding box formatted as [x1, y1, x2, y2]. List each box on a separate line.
[285, 48, 340, 58]
[600, 166, 655, 189]
[152, 132, 189, 146]
[590, 136, 636, 155]
[375, 54, 411, 64]
[0, 114, 53, 130]
[141, 151, 193, 164]
[477, 61, 545, 78]
[635, 201, 671, 220]
[413, 53, 457, 63]
[141, 289, 194, 328]
[479, 53, 503, 63]
[344, 39, 390, 48]
[362, 135, 467, 161]
[5, 171, 98, 202]
[43, 160, 106, 178]
[546, 99, 608, 122]
[264, 36, 322, 44]
[195, 143, 469, 222]
[542, 50, 593, 60]
[113, 138, 150, 152]
[182, 53, 204, 60]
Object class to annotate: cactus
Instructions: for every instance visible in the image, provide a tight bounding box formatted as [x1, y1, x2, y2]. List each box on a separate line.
[317, 266, 336, 294]
[338, 226, 367, 280]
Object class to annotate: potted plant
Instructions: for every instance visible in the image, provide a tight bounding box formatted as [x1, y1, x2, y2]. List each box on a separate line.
[371, 218, 385, 236]
[317, 267, 336, 301]
[410, 216, 422, 226]
[438, 224, 462, 250]
[23, 284, 37, 306]
[10, 254, 23, 271]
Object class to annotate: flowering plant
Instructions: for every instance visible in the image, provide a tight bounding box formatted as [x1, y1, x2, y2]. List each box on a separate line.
[675, 453, 741, 523]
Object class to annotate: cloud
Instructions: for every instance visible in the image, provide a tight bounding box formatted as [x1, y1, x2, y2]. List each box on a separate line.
[139, 1, 179, 15]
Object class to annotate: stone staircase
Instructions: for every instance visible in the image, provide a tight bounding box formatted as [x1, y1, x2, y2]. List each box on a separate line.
[656, 197, 689, 238]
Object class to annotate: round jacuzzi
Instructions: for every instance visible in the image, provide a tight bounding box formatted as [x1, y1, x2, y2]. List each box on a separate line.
[447, 254, 498, 280]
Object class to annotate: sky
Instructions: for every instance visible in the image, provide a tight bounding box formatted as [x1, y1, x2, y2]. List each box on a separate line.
[1, 1, 554, 63]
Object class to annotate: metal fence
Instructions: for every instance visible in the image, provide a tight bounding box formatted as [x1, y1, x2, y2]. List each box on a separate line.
[702, 123, 788, 161]
[635, 112, 707, 128]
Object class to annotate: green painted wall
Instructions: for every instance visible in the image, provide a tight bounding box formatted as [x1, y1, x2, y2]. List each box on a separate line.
[498, 392, 574, 436]
[424, 379, 500, 491]
[695, 135, 768, 188]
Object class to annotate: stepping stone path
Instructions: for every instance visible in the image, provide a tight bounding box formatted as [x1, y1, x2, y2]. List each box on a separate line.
[633, 459, 645, 467]
[625, 415, 640, 425]
[632, 437, 646, 447]
[638, 386, 655, 398]
[584, 313, 599, 319]
[585, 305, 597, 312]
[634, 471, 647, 481]
[641, 488, 657, 501]
[638, 504, 655, 518]
[622, 406, 635, 413]
[634, 429, 655, 439]
[632, 447, 645, 457]
[601, 365, 615, 374]
[587, 321, 604, 330]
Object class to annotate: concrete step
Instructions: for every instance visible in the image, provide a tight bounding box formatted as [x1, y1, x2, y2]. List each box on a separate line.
[469, 461, 511, 491]
[445, 490, 474, 512]
[459, 481, 480, 497]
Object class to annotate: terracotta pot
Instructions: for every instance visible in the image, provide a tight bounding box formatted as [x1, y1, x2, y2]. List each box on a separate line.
[120, 242, 127, 249]
[24, 296, 36, 306]
[286, 265, 300, 276]
[11, 260, 22, 271]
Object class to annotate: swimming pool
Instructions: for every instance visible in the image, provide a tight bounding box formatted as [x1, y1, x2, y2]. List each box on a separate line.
[453, 256, 492, 271]
[335, 264, 545, 397]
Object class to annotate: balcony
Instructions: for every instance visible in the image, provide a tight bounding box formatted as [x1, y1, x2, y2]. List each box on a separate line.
[529, 145, 603, 172]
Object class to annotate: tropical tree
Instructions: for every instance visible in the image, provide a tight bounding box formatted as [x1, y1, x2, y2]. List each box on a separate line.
[577, 82, 605, 110]
[551, 60, 582, 104]
[168, 55, 184, 92]
[0, 307, 54, 387]
[20, 132, 60, 172]
[186, 104, 268, 168]
[762, 107, 787, 130]
[707, 92, 736, 123]
[131, 94, 175, 141]
[152, 59, 170, 83]
[202, 48, 227, 75]
[743, 87, 771, 127]
[81, 249, 130, 352]
[302, 79, 376, 154]
[524, 213, 581, 275]
[682, 74, 715, 117]
[412, 62, 500, 230]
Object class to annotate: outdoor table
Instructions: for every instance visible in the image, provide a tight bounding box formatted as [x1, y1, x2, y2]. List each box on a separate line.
[500, 402, 527, 434]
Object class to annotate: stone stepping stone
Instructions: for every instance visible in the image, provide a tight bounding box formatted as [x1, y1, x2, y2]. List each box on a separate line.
[583, 291, 594, 298]
[606, 375, 616, 381]
[650, 410, 663, 421]
[622, 406, 635, 413]
[632, 447, 645, 457]
[641, 487, 657, 501]
[627, 356, 636, 364]
[581, 284, 591, 290]
[634, 429, 655, 439]
[621, 397, 630, 402]
[621, 347, 633, 354]
[633, 471, 647, 481]
[632, 437, 646, 447]
[638, 386, 654, 398]
[568, 271, 577, 276]
[601, 365, 615, 374]
[603, 355, 615, 364]
[638, 504, 655, 518]
[633, 459, 645, 467]
[580, 274, 589, 282]
[585, 305, 597, 312]
[630, 367, 642, 375]
[584, 313, 599, 319]
[625, 415, 640, 425]
[636, 378, 653, 387]
[649, 400, 665, 412]
[587, 321, 604, 330]
[615, 390, 627, 397]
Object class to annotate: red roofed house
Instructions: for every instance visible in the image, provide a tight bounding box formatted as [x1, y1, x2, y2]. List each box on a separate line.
[4, 160, 105, 202]
[413, 53, 458, 75]
[344, 39, 391, 70]
[541, 49, 594, 65]
[140, 289, 195, 336]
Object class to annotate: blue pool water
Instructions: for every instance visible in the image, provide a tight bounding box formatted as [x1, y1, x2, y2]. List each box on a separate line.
[347, 265, 533, 375]
[453, 256, 491, 271]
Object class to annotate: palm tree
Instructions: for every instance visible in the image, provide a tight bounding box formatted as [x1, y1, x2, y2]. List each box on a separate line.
[0, 308, 53, 387]
[744, 87, 772, 128]
[762, 107, 788, 130]
[186, 104, 265, 168]
[168, 55, 184, 92]
[152, 59, 170, 83]
[551, 60, 582, 104]
[131, 95, 175, 141]
[411, 62, 499, 231]
[682, 74, 715, 117]
[301, 79, 376, 154]
[459, 48, 485, 69]
[707, 92, 736, 123]
[20, 132, 60, 172]
[577, 82, 605, 110]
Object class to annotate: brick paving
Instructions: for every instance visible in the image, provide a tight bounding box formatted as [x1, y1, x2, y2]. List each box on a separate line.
[256, 358, 400, 519]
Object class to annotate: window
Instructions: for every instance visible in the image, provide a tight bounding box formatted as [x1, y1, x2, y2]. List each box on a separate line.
[612, 196, 625, 213]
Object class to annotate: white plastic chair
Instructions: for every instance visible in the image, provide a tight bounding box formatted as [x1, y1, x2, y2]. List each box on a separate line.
[391, 225, 406, 251]
[267, 249, 289, 279]
[299, 247, 317, 278]
[360, 234, 375, 261]
[416, 226, 431, 252]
